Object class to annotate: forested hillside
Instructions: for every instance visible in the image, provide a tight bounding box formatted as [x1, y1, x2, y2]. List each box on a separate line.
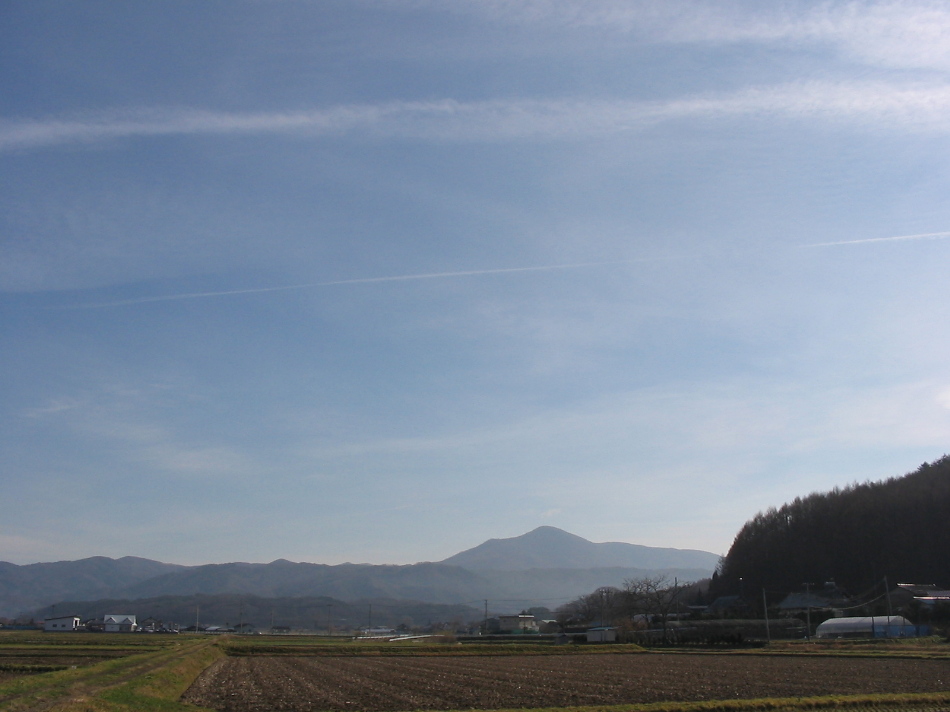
[711, 456, 950, 603]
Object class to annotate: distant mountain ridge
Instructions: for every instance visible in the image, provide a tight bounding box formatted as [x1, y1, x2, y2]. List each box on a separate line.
[117, 561, 488, 603]
[0, 528, 718, 617]
[0, 556, 186, 616]
[440, 526, 720, 571]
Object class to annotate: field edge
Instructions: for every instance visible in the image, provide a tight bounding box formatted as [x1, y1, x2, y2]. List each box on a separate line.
[462, 691, 950, 712]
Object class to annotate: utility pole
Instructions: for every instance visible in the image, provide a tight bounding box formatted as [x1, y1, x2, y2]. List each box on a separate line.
[195, 605, 200, 634]
[483, 600, 488, 636]
[368, 603, 372, 632]
[803, 583, 811, 641]
[884, 576, 894, 637]
[326, 604, 333, 636]
[763, 588, 771, 643]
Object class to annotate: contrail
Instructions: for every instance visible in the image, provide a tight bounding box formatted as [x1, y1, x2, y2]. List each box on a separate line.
[65, 259, 652, 309]
[60, 229, 948, 309]
[800, 231, 950, 248]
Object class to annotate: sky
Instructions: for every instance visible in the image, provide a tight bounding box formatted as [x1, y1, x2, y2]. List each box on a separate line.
[3, 0, 950, 567]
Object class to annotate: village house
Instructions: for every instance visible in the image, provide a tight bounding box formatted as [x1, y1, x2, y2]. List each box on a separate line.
[103, 614, 137, 632]
[895, 583, 950, 609]
[496, 614, 539, 633]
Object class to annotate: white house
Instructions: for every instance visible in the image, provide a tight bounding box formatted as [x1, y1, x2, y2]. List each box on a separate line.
[44, 616, 81, 632]
[103, 614, 137, 632]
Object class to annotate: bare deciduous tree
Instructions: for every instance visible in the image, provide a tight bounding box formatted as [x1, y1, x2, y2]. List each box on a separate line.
[623, 575, 690, 643]
[555, 586, 623, 627]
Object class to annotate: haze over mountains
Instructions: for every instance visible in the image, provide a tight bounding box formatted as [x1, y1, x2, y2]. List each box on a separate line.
[0, 527, 718, 617]
[443, 526, 718, 571]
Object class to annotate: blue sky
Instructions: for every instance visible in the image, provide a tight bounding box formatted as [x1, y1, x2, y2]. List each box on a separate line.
[3, 0, 950, 566]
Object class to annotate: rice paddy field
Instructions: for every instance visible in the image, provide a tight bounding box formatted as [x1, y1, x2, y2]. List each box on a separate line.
[4, 631, 950, 712]
[0, 630, 221, 711]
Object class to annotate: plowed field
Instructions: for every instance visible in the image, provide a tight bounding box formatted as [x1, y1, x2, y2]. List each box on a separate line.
[183, 653, 950, 711]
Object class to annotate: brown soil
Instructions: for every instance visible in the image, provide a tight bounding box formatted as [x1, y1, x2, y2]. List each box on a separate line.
[182, 652, 950, 712]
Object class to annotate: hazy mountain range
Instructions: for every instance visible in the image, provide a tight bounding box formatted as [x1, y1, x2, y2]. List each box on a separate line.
[0, 527, 718, 618]
[443, 526, 718, 571]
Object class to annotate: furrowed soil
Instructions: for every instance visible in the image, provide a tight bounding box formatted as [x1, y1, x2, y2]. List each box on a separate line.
[182, 652, 950, 712]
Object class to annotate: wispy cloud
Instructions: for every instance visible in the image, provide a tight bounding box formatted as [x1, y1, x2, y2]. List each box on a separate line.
[6, 80, 950, 153]
[439, 0, 950, 71]
[801, 230, 950, 248]
[77, 413, 256, 479]
[23, 398, 81, 418]
[20, 382, 256, 480]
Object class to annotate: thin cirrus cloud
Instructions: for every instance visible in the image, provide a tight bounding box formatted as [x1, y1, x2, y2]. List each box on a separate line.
[4, 80, 950, 153]
[442, 0, 950, 71]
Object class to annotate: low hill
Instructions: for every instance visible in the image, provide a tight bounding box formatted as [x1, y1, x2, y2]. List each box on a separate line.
[441, 526, 719, 571]
[0, 556, 185, 616]
[31, 593, 481, 631]
[712, 455, 950, 604]
[115, 560, 712, 612]
[117, 561, 486, 604]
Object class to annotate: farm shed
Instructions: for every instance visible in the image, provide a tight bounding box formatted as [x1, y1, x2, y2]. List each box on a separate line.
[815, 615, 922, 639]
[586, 626, 617, 642]
[44, 615, 80, 631]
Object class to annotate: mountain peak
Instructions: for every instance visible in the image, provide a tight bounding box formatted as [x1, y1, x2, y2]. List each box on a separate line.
[523, 525, 582, 538]
[440, 528, 718, 572]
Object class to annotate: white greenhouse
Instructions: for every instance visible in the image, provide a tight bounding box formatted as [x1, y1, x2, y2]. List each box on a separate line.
[814, 615, 924, 639]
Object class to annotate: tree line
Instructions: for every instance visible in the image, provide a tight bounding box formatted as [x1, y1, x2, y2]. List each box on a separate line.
[709, 455, 950, 606]
[556, 576, 702, 642]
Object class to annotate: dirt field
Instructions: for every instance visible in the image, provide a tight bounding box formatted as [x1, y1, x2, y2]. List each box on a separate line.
[183, 652, 950, 712]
